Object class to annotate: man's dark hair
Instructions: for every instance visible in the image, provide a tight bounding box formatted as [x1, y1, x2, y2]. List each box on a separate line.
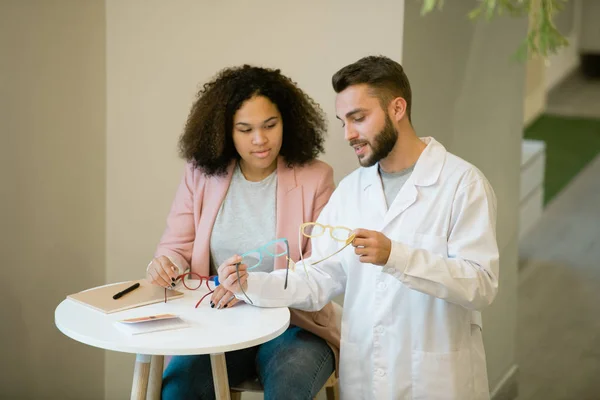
[332, 55, 412, 121]
[179, 65, 327, 176]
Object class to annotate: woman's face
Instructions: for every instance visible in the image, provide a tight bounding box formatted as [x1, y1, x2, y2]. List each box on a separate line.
[232, 95, 283, 179]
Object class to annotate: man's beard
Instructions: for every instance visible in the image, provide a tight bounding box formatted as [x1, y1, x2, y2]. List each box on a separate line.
[354, 115, 398, 167]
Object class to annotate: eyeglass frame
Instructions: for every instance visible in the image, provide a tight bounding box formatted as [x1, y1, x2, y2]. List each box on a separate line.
[298, 222, 355, 271]
[235, 237, 291, 305]
[163, 271, 216, 308]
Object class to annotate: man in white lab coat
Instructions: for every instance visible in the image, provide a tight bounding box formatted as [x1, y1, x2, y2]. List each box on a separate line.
[218, 55, 499, 400]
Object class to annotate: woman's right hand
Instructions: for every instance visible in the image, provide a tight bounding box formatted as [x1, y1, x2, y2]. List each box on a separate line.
[146, 256, 179, 288]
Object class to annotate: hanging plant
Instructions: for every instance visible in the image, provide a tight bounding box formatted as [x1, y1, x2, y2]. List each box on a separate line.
[420, 0, 570, 61]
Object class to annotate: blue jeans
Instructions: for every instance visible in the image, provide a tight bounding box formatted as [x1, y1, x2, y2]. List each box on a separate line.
[162, 326, 335, 400]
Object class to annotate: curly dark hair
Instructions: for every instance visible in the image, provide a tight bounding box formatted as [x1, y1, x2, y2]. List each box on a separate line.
[179, 65, 327, 176]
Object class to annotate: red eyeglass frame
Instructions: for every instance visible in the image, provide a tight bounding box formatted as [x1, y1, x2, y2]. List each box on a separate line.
[164, 272, 217, 308]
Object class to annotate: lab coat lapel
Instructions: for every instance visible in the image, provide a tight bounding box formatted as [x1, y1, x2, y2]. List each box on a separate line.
[360, 162, 418, 230]
[383, 180, 418, 228]
[380, 137, 447, 230]
[361, 165, 387, 229]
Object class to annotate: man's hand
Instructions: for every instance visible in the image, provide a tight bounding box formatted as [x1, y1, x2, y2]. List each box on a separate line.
[351, 229, 392, 266]
[217, 255, 249, 295]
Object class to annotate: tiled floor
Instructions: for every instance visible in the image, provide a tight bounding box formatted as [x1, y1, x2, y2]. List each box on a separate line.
[517, 71, 600, 400]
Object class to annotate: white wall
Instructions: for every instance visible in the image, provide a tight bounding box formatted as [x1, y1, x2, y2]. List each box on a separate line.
[545, 0, 582, 91]
[0, 1, 106, 398]
[524, 0, 582, 125]
[403, 1, 525, 396]
[524, 55, 548, 125]
[105, 1, 405, 397]
[579, 0, 600, 52]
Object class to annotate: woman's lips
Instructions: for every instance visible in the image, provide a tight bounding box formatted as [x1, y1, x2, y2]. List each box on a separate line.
[252, 149, 271, 159]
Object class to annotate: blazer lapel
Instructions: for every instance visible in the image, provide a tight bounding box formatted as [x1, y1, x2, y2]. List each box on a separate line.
[275, 157, 303, 270]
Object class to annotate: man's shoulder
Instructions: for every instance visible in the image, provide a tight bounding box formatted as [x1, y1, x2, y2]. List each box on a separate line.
[442, 151, 490, 189]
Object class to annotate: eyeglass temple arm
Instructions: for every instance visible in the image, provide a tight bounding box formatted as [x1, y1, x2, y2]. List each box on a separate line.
[310, 235, 354, 266]
[284, 240, 291, 290]
[235, 262, 253, 305]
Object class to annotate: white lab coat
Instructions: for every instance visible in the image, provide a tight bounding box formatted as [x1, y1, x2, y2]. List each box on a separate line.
[242, 137, 499, 400]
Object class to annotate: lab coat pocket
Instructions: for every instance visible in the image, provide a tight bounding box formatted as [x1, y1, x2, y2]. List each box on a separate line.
[411, 348, 473, 400]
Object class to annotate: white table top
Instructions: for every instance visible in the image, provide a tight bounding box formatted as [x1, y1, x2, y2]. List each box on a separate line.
[55, 282, 290, 355]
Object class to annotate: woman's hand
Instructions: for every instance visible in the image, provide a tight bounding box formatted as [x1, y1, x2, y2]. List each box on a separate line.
[217, 255, 249, 295]
[146, 256, 179, 288]
[210, 285, 240, 309]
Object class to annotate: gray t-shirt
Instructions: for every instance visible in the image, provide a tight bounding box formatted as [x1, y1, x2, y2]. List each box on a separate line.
[379, 164, 415, 209]
[209, 165, 277, 275]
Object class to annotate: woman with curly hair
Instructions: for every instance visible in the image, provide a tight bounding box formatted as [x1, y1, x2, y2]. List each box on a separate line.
[146, 65, 341, 400]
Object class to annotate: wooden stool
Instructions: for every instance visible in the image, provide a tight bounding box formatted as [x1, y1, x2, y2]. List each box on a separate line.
[230, 372, 339, 400]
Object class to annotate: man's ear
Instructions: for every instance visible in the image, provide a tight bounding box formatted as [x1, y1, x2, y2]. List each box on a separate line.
[389, 97, 408, 122]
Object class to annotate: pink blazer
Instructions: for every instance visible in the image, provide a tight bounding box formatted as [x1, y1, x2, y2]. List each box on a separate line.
[155, 156, 342, 371]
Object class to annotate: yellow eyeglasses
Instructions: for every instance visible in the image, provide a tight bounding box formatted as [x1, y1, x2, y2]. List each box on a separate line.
[298, 222, 355, 273]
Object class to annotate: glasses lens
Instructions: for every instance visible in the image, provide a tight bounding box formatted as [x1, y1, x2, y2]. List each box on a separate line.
[241, 251, 261, 271]
[265, 240, 288, 257]
[303, 223, 324, 237]
[331, 227, 352, 241]
[182, 273, 201, 290]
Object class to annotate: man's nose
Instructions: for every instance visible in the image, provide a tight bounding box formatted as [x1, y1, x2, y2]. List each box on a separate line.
[344, 126, 359, 142]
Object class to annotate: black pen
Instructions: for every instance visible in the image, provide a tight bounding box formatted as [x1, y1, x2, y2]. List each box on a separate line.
[113, 282, 140, 300]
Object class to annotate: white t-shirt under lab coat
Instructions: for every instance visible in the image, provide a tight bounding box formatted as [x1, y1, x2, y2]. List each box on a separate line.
[239, 137, 499, 400]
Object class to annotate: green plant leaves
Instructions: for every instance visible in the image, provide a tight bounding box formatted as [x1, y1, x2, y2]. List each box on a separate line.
[419, 0, 570, 61]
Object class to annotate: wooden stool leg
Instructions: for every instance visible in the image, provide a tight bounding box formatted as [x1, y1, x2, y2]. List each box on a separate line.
[324, 373, 339, 400]
[326, 384, 339, 400]
[210, 353, 231, 400]
[131, 354, 151, 400]
[147, 355, 164, 400]
[229, 392, 242, 400]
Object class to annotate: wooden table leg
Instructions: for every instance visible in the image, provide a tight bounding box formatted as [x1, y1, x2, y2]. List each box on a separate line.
[146, 355, 164, 400]
[210, 353, 231, 400]
[131, 354, 151, 400]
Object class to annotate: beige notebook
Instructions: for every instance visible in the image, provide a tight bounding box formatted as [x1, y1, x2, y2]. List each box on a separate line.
[67, 279, 184, 314]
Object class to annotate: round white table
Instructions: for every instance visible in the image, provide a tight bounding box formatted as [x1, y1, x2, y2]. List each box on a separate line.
[55, 282, 290, 400]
